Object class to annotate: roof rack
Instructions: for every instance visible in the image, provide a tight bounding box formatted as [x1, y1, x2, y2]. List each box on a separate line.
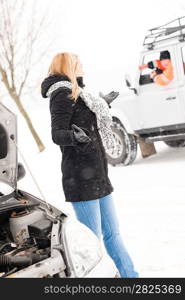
[143, 16, 185, 49]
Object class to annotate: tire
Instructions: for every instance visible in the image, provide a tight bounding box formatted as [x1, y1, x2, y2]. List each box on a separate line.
[164, 140, 185, 148]
[105, 117, 137, 166]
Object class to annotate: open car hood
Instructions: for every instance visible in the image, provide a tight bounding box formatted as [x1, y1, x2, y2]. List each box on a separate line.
[0, 103, 17, 190]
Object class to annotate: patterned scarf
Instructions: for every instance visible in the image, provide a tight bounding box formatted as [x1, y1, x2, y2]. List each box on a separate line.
[46, 81, 115, 150]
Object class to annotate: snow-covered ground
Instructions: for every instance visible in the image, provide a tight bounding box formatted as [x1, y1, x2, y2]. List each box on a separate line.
[6, 99, 185, 278]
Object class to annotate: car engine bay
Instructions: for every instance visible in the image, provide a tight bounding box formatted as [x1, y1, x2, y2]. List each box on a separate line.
[0, 196, 53, 277]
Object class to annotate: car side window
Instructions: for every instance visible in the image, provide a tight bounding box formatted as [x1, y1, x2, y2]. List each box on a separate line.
[0, 124, 8, 159]
[139, 52, 160, 85]
[139, 50, 173, 86]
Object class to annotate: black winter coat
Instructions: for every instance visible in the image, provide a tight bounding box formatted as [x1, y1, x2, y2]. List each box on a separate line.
[41, 74, 113, 202]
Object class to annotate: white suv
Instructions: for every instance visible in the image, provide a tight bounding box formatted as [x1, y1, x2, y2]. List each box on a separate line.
[105, 16, 185, 166]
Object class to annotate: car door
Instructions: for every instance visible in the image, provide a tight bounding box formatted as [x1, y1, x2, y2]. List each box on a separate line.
[134, 47, 184, 131]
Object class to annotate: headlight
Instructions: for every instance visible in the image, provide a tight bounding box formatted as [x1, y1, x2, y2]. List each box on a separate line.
[62, 217, 103, 277]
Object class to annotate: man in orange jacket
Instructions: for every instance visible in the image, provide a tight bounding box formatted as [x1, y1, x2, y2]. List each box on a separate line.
[139, 51, 173, 86]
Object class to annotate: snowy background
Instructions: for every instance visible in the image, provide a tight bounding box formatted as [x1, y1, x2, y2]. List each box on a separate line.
[1, 0, 185, 277]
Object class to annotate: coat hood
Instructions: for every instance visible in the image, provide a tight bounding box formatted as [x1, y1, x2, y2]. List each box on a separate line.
[0, 103, 17, 190]
[41, 74, 85, 98]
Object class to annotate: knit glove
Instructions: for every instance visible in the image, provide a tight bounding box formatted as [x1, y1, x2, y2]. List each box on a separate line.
[99, 91, 119, 107]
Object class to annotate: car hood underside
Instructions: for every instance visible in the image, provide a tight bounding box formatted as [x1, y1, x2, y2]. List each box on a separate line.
[0, 103, 18, 191]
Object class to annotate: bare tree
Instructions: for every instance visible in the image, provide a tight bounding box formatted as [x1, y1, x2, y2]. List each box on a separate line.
[0, 0, 54, 152]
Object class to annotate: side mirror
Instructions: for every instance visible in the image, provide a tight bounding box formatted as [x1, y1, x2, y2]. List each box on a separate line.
[124, 74, 138, 95]
[125, 74, 132, 87]
[17, 163, 26, 181]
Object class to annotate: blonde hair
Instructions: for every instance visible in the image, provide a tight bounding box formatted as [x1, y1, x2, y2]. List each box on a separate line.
[48, 52, 80, 101]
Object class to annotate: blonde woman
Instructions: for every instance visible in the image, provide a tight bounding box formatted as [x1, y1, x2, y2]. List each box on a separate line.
[41, 53, 138, 278]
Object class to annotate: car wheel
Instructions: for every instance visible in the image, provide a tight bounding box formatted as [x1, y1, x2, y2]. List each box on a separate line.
[105, 117, 138, 166]
[164, 140, 185, 148]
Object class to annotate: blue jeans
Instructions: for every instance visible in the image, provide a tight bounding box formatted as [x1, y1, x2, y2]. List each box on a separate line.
[71, 193, 138, 278]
